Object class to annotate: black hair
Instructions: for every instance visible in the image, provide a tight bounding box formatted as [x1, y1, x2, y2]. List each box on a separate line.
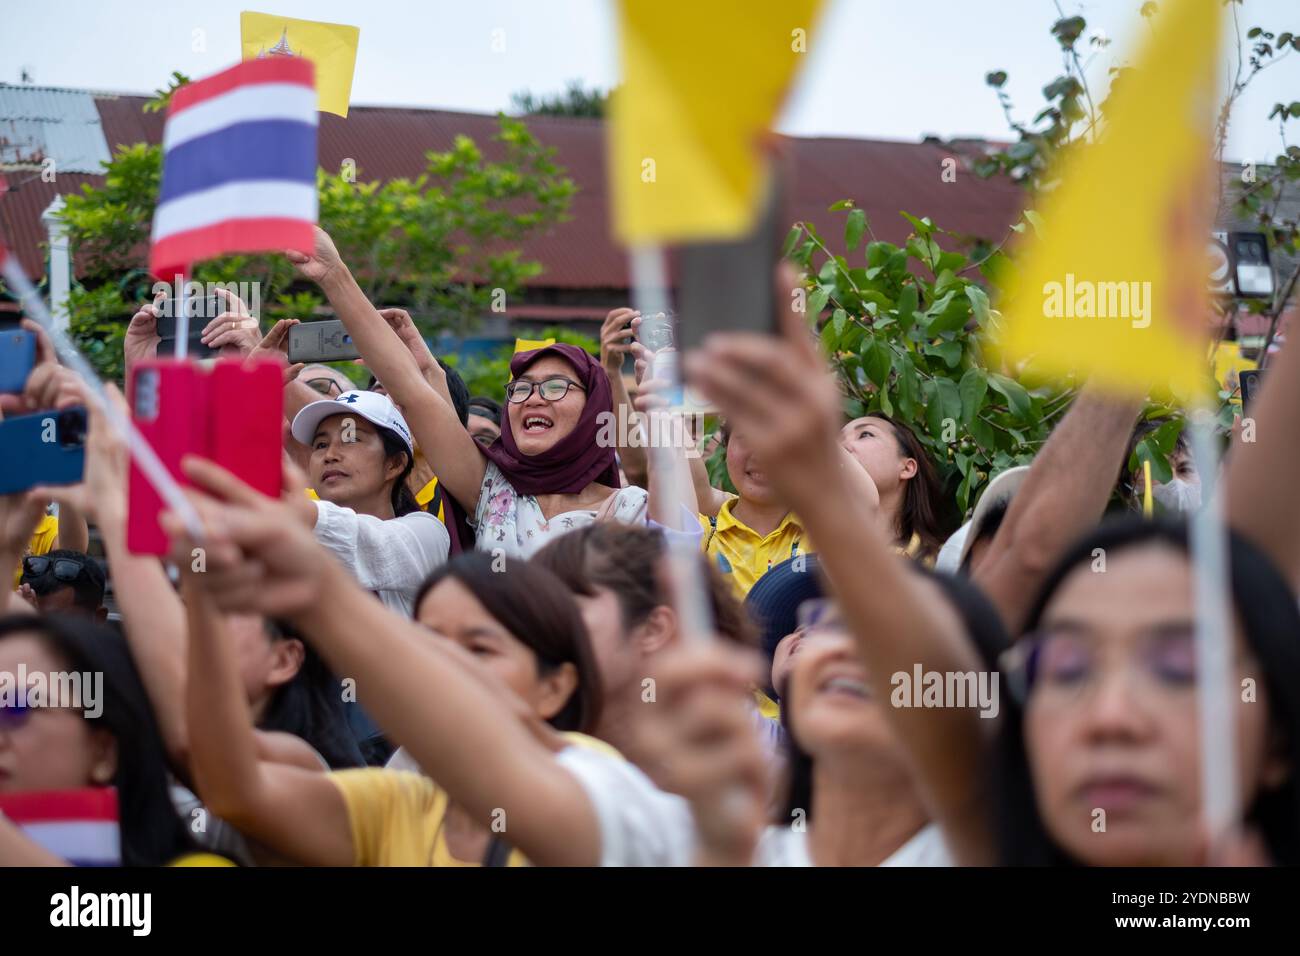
[776, 566, 1009, 824]
[439, 359, 471, 427]
[533, 523, 755, 648]
[997, 517, 1300, 865]
[376, 427, 419, 517]
[467, 395, 502, 427]
[0, 613, 195, 866]
[257, 620, 364, 769]
[413, 552, 602, 733]
[959, 499, 1011, 574]
[22, 549, 106, 612]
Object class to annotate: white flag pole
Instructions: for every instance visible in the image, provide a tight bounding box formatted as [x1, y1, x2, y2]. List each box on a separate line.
[629, 245, 715, 645]
[1187, 401, 1238, 849]
[1, 255, 205, 542]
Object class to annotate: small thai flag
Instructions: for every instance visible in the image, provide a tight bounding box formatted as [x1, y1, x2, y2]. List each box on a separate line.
[150, 57, 319, 279]
[0, 787, 121, 866]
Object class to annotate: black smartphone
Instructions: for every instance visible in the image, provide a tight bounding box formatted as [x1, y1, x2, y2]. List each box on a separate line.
[675, 169, 788, 353]
[156, 295, 222, 358]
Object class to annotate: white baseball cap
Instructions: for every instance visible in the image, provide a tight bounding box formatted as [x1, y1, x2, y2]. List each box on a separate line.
[935, 465, 1031, 573]
[290, 390, 414, 455]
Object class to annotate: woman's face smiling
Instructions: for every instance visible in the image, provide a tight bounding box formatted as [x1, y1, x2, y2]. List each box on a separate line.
[507, 356, 587, 457]
[1024, 543, 1285, 865]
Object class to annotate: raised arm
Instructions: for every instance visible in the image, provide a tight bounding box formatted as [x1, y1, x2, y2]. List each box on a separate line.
[287, 229, 486, 511]
[601, 309, 649, 488]
[1227, 326, 1300, 589]
[685, 267, 998, 865]
[164, 458, 608, 867]
[973, 387, 1142, 634]
[182, 576, 354, 866]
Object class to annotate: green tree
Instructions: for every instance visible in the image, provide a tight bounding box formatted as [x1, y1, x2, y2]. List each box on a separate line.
[510, 81, 608, 118]
[55, 81, 576, 382]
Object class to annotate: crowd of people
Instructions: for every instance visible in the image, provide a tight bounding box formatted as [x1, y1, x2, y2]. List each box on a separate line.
[1, 227, 1298, 868]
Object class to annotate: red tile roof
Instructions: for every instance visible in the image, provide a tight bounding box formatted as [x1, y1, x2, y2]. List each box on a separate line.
[2, 92, 1027, 290]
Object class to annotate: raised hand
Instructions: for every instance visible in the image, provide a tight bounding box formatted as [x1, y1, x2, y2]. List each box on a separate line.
[201, 286, 263, 357]
[124, 301, 162, 372]
[247, 318, 304, 383]
[285, 225, 344, 286]
[600, 308, 639, 375]
[377, 307, 438, 379]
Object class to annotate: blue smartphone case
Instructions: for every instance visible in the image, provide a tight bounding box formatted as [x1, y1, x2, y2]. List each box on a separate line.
[0, 329, 37, 394]
[0, 406, 87, 495]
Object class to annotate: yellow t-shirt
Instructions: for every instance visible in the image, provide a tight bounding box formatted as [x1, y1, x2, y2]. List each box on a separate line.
[699, 499, 809, 601]
[15, 513, 59, 588]
[329, 732, 616, 867]
[168, 852, 237, 867]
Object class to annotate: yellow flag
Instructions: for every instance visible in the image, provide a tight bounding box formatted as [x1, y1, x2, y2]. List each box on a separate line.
[997, 0, 1222, 401]
[240, 11, 359, 117]
[514, 337, 556, 354]
[610, 0, 823, 244]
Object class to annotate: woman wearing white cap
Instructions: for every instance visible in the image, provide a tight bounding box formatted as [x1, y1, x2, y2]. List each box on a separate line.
[289, 389, 449, 617]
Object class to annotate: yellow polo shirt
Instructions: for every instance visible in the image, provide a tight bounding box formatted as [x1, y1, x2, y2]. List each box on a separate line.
[699, 499, 809, 601]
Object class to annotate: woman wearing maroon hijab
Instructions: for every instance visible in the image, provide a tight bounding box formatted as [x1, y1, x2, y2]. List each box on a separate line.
[286, 227, 652, 559]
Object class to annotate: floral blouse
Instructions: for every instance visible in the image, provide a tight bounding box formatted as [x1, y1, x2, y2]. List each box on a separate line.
[472, 462, 649, 559]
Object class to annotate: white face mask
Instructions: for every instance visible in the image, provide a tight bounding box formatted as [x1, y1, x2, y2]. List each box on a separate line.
[1151, 475, 1202, 513]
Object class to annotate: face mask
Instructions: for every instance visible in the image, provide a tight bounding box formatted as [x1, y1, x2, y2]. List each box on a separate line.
[1151, 476, 1202, 513]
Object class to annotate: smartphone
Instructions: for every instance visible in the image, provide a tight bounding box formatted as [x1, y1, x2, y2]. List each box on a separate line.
[210, 358, 283, 498]
[675, 169, 788, 352]
[1240, 368, 1263, 415]
[288, 320, 359, 363]
[126, 358, 284, 555]
[127, 360, 208, 555]
[156, 314, 218, 359]
[0, 406, 87, 495]
[0, 327, 37, 393]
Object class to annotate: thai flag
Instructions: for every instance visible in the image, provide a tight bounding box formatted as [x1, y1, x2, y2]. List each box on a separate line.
[150, 57, 319, 280]
[0, 787, 121, 866]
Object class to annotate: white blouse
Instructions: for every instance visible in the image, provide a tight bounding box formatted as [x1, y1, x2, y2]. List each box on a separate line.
[472, 462, 648, 559]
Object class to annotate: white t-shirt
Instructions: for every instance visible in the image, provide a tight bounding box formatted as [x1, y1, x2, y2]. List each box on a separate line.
[473, 462, 648, 559]
[754, 821, 953, 867]
[555, 743, 696, 867]
[312, 500, 449, 617]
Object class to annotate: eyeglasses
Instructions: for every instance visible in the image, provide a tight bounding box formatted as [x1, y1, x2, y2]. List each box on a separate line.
[0, 699, 32, 730]
[504, 377, 585, 405]
[304, 377, 344, 396]
[999, 626, 1241, 708]
[22, 555, 90, 584]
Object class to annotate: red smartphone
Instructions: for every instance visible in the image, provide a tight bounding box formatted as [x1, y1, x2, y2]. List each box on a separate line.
[128, 359, 208, 555]
[210, 358, 282, 497]
[127, 358, 283, 555]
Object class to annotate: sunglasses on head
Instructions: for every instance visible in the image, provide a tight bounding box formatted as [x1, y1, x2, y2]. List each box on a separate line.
[304, 377, 344, 396]
[22, 555, 91, 584]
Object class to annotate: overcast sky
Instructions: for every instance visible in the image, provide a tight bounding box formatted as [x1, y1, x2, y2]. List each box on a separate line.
[4, 0, 1297, 162]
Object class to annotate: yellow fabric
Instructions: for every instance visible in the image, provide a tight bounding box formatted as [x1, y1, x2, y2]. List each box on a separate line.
[700, 499, 808, 600]
[15, 514, 59, 588]
[514, 337, 556, 354]
[330, 732, 614, 867]
[168, 852, 236, 867]
[415, 477, 445, 523]
[240, 11, 360, 117]
[610, 0, 825, 243]
[997, 0, 1220, 402]
[307, 483, 446, 523]
[753, 688, 780, 720]
[1212, 341, 1256, 404]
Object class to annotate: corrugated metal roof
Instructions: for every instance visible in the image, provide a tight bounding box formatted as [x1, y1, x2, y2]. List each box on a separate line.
[2, 87, 1028, 293]
[0, 84, 113, 174]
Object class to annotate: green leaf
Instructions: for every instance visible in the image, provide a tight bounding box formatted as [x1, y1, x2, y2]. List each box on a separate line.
[828, 199, 855, 211]
[844, 209, 868, 252]
[807, 286, 830, 316]
[895, 285, 919, 332]
[985, 71, 1008, 88]
[965, 285, 991, 326]
[958, 367, 989, 425]
[895, 352, 919, 417]
[780, 225, 803, 259]
[936, 250, 965, 275]
[900, 211, 934, 235]
[1022, 209, 1045, 237]
[1133, 437, 1174, 485]
[864, 339, 892, 387]
[924, 340, 963, 368]
[926, 292, 971, 335]
[988, 373, 1032, 418]
[819, 316, 841, 352]
[969, 415, 996, 451]
[865, 241, 896, 268]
